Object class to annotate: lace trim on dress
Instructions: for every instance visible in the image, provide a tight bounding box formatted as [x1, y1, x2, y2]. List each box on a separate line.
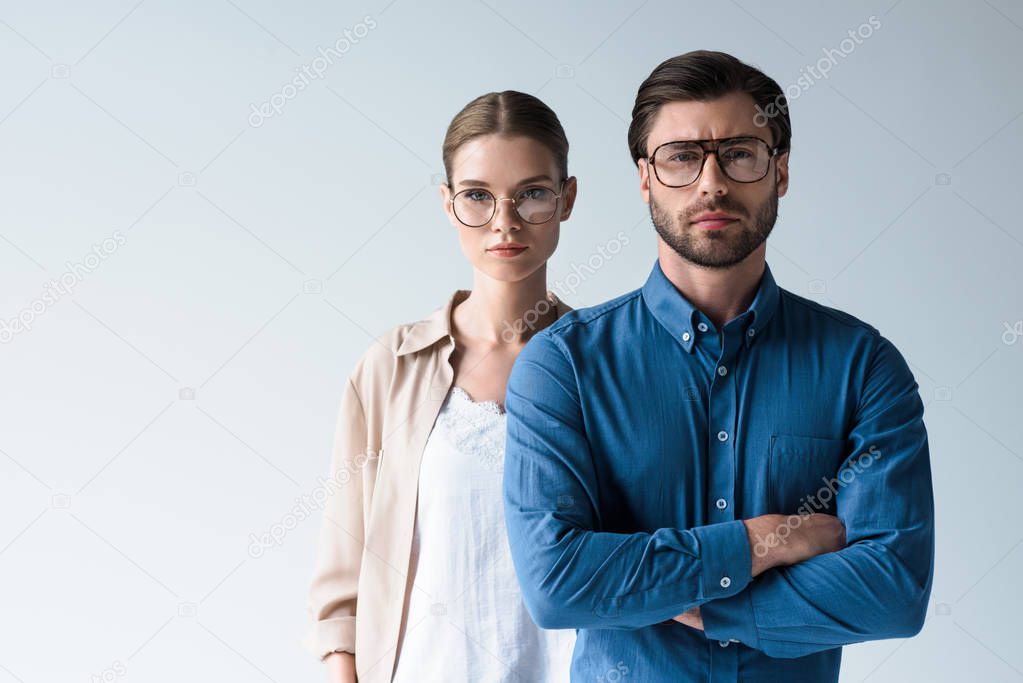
[437, 386, 507, 471]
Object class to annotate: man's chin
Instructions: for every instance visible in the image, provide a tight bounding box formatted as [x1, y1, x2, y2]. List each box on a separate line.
[675, 239, 749, 268]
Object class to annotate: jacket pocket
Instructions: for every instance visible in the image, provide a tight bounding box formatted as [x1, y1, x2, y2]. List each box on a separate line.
[768, 434, 848, 516]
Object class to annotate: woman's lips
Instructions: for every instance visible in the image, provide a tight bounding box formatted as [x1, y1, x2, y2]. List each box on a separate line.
[488, 245, 528, 257]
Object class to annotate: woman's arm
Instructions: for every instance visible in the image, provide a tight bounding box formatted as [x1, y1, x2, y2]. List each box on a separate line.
[305, 375, 375, 668]
[324, 651, 357, 682]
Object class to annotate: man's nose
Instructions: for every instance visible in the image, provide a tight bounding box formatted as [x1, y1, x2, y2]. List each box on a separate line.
[696, 152, 729, 196]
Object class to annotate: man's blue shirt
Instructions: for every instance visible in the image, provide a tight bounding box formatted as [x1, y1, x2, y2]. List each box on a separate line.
[503, 258, 935, 682]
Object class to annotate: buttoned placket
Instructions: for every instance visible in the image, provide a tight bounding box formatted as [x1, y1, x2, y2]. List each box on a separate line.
[695, 313, 746, 680]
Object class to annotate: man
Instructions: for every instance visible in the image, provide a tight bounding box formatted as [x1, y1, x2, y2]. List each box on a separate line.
[503, 50, 934, 682]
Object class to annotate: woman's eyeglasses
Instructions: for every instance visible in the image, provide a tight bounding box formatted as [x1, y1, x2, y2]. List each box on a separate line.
[449, 180, 566, 228]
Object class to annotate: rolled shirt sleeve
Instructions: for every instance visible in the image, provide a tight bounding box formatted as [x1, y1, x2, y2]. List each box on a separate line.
[303, 376, 371, 660]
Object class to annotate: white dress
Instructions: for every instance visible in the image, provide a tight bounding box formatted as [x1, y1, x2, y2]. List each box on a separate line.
[390, 386, 575, 683]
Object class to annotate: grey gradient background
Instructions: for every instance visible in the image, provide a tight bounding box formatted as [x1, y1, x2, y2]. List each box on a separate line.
[1, 0, 1021, 681]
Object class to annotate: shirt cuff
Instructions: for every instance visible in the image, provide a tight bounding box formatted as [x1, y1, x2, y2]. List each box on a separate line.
[701, 585, 761, 649]
[303, 616, 356, 661]
[692, 519, 753, 600]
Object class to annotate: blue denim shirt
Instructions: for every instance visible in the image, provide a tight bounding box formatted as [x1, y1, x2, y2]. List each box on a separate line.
[503, 258, 934, 682]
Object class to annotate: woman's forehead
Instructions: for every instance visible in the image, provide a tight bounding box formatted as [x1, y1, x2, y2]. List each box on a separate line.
[451, 134, 559, 185]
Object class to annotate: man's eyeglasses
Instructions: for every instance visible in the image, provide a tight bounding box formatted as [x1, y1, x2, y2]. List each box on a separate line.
[449, 180, 566, 228]
[647, 136, 782, 188]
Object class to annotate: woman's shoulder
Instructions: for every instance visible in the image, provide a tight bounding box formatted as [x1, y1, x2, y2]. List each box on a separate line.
[347, 295, 458, 386]
[349, 320, 424, 377]
[348, 288, 569, 387]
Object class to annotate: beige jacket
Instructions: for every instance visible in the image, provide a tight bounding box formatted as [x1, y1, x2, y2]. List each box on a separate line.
[303, 288, 572, 682]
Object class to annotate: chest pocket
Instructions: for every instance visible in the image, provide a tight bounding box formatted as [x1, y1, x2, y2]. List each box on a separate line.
[768, 434, 849, 516]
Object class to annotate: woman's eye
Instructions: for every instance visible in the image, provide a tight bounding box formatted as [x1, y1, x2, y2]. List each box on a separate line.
[520, 187, 552, 200]
[465, 190, 490, 202]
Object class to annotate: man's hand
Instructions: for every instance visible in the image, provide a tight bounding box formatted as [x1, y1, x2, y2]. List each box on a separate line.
[672, 606, 703, 630]
[670, 514, 845, 629]
[745, 513, 847, 577]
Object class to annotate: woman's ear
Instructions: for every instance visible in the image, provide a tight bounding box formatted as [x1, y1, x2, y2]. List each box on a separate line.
[440, 183, 459, 227]
[560, 176, 578, 220]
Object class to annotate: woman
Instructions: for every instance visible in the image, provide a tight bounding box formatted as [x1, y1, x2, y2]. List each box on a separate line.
[304, 90, 578, 683]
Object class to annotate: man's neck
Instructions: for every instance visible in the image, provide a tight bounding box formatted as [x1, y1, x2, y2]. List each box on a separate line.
[657, 240, 766, 330]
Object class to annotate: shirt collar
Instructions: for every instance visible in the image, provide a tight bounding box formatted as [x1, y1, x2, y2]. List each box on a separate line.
[396, 289, 571, 357]
[641, 258, 779, 353]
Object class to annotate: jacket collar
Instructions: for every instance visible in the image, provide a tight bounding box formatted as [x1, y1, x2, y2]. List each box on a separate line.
[641, 257, 779, 353]
[395, 289, 571, 357]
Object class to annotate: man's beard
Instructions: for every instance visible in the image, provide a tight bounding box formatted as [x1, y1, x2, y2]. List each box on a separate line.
[650, 189, 778, 269]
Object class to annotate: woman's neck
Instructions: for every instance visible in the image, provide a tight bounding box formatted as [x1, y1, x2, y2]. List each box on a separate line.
[452, 266, 557, 345]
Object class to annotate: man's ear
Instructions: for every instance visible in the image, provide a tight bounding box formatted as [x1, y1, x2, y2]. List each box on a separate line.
[638, 158, 652, 204]
[775, 150, 790, 198]
[560, 176, 578, 220]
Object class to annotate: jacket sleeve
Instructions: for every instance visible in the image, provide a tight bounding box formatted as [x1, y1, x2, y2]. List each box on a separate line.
[503, 332, 754, 631]
[303, 374, 375, 660]
[700, 333, 935, 658]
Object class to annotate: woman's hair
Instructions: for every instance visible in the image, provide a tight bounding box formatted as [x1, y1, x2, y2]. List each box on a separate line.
[628, 50, 791, 164]
[442, 90, 569, 184]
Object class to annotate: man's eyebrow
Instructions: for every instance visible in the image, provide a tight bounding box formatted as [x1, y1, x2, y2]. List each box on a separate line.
[457, 174, 556, 188]
[659, 134, 764, 144]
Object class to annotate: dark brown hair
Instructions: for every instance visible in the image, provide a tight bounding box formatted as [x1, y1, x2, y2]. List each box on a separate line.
[442, 90, 569, 184]
[627, 50, 791, 164]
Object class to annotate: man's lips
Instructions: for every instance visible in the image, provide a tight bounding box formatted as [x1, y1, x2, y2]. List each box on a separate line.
[693, 218, 737, 230]
[691, 212, 739, 230]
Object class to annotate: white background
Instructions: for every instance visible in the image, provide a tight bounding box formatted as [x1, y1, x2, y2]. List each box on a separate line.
[0, 0, 1021, 681]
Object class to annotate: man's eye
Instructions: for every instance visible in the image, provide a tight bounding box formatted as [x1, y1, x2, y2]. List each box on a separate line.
[723, 149, 753, 160]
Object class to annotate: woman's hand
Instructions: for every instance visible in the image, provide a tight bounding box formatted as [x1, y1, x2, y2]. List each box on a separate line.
[324, 651, 356, 683]
[672, 606, 703, 630]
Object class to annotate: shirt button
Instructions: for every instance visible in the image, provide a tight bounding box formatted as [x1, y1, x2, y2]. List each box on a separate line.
[747, 327, 755, 337]
[682, 331, 691, 342]
[717, 430, 728, 442]
[697, 322, 709, 332]
[715, 498, 728, 510]
[717, 365, 727, 376]
[720, 576, 731, 588]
